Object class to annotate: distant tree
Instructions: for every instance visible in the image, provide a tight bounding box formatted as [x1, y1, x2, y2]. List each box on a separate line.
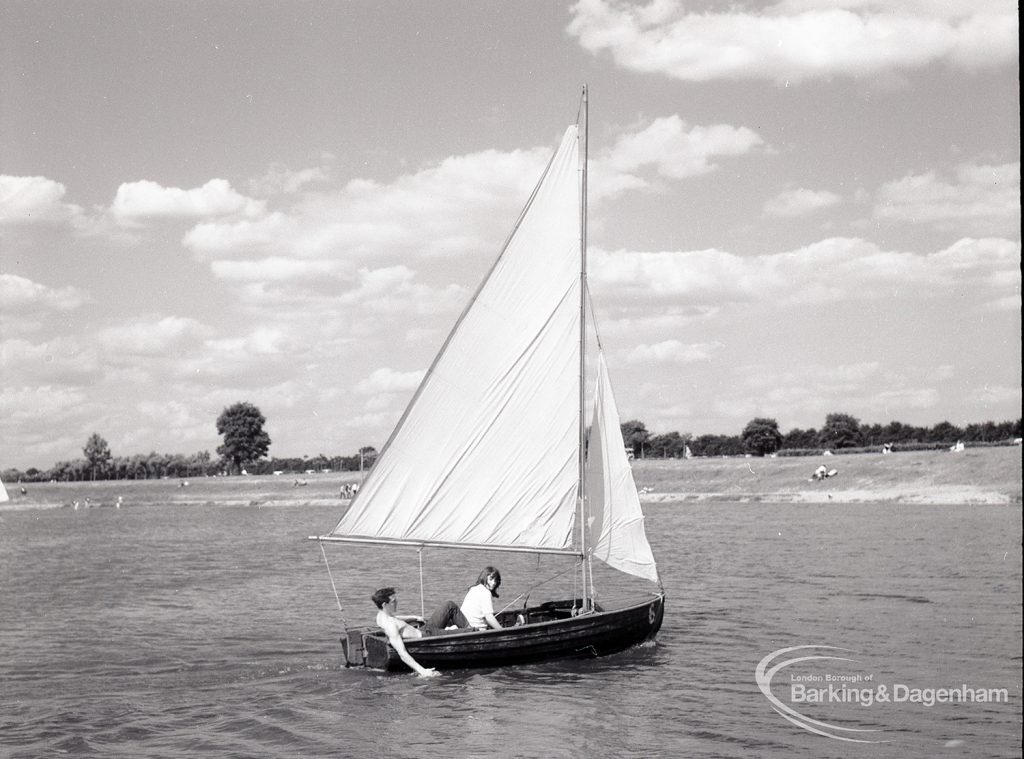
[741, 418, 783, 456]
[648, 431, 692, 458]
[190, 450, 212, 476]
[216, 402, 271, 474]
[83, 433, 112, 480]
[781, 427, 818, 449]
[51, 458, 89, 482]
[927, 420, 964, 444]
[964, 421, 996, 442]
[878, 421, 907, 443]
[691, 434, 744, 457]
[307, 453, 331, 472]
[620, 420, 651, 458]
[359, 446, 378, 469]
[860, 423, 884, 447]
[818, 413, 863, 449]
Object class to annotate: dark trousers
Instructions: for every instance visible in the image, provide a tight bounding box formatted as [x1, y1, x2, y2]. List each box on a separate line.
[421, 600, 469, 636]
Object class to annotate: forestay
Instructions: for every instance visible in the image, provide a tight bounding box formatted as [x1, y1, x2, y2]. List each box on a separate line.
[330, 126, 583, 552]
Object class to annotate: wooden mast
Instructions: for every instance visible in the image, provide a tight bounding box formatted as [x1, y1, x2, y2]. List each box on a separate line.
[577, 84, 590, 612]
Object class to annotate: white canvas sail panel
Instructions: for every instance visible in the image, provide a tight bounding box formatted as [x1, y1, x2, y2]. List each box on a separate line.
[585, 352, 660, 583]
[332, 126, 583, 551]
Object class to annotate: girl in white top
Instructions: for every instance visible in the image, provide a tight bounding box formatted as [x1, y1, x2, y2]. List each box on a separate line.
[460, 566, 503, 630]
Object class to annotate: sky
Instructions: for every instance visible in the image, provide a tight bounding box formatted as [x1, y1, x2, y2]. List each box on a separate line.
[0, 0, 1020, 471]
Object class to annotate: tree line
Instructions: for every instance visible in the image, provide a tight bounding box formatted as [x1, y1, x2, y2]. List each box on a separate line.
[623, 413, 1022, 458]
[13, 447, 379, 484]
[4, 402, 1021, 484]
[4, 402, 377, 484]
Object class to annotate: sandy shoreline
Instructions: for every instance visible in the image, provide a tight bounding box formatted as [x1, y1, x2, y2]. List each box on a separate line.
[2, 488, 1017, 512]
[642, 487, 1017, 506]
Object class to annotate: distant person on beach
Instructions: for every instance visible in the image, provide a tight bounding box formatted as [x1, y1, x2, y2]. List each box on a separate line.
[811, 465, 837, 481]
[373, 587, 477, 678]
[460, 566, 504, 630]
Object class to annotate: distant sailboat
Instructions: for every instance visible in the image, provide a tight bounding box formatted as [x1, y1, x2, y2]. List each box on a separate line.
[0, 477, 9, 504]
[312, 88, 664, 671]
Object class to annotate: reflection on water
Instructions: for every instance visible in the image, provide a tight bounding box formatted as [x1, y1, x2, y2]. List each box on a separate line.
[0, 501, 1020, 758]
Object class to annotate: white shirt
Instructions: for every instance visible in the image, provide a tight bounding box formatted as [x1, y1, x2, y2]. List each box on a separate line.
[460, 584, 495, 629]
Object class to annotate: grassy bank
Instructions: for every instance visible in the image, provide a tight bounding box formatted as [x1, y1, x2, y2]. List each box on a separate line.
[1, 471, 363, 512]
[632, 444, 1022, 505]
[2, 445, 1020, 511]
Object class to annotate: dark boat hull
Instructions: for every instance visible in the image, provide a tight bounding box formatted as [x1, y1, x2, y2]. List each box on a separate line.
[342, 594, 665, 671]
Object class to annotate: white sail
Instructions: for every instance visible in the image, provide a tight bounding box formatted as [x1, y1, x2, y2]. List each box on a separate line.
[0, 477, 8, 503]
[332, 126, 583, 551]
[585, 352, 660, 583]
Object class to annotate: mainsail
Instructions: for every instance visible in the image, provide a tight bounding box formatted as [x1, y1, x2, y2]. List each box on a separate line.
[328, 114, 660, 587]
[331, 126, 583, 552]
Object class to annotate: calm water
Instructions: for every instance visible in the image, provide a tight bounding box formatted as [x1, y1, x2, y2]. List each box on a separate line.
[1, 501, 1020, 759]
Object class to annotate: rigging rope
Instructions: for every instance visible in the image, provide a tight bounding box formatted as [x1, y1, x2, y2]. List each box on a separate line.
[495, 563, 578, 615]
[572, 557, 580, 615]
[318, 539, 349, 631]
[418, 548, 425, 618]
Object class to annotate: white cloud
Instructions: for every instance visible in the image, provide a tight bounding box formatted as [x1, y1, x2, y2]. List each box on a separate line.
[205, 326, 288, 358]
[0, 175, 86, 226]
[596, 306, 720, 338]
[967, 383, 1022, 407]
[763, 187, 842, 217]
[96, 315, 213, 357]
[863, 386, 942, 412]
[738, 361, 883, 401]
[184, 212, 301, 259]
[0, 386, 89, 434]
[929, 236, 1020, 273]
[0, 274, 89, 313]
[600, 116, 764, 184]
[354, 367, 425, 395]
[0, 337, 103, 385]
[249, 163, 331, 196]
[135, 399, 195, 429]
[183, 148, 550, 267]
[698, 361, 948, 431]
[184, 118, 765, 299]
[339, 266, 467, 317]
[625, 339, 724, 364]
[210, 257, 343, 282]
[156, 326, 299, 389]
[111, 178, 265, 226]
[568, 0, 1018, 83]
[874, 161, 1020, 235]
[589, 236, 1020, 307]
[352, 366, 425, 423]
[339, 410, 399, 430]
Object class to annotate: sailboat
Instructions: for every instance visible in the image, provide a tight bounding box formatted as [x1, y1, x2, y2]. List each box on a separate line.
[311, 88, 665, 671]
